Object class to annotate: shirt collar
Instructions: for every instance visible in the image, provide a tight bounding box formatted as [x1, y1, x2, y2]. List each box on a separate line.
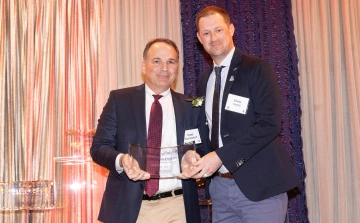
[145, 84, 171, 98]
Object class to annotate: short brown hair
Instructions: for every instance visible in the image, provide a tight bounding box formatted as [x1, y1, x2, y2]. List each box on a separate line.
[196, 6, 231, 31]
[143, 38, 180, 60]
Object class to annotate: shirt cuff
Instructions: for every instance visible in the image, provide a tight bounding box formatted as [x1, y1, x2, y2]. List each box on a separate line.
[115, 153, 124, 173]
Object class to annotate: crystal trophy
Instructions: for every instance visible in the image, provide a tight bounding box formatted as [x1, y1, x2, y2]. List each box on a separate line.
[128, 143, 196, 178]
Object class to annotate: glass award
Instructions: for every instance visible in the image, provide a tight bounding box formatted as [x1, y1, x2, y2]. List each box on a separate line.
[128, 143, 196, 178]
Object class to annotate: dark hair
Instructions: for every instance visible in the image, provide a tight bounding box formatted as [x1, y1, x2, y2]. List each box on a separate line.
[196, 6, 231, 31]
[143, 38, 180, 60]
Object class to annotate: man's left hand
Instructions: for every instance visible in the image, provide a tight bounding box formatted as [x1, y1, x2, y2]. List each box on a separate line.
[186, 151, 222, 179]
[178, 150, 201, 179]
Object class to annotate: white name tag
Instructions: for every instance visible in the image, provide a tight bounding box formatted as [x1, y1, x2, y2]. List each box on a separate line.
[184, 129, 202, 144]
[225, 94, 249, 114]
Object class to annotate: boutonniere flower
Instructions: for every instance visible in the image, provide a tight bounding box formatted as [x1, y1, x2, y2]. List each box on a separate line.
[185, 96, 205, 107]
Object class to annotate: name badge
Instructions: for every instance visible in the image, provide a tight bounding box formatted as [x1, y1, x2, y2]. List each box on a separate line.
[184, 129, 202, 144]
[225, 94, 249, 114]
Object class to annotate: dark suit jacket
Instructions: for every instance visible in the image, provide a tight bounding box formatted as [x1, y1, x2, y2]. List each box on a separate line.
[90, 84, 202, 223]
[198, 48, 300, 201]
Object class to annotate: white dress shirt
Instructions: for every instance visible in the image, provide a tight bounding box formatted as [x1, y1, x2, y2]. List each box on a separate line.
[205, 47, 235, 173]
[115, 84, 181, 194]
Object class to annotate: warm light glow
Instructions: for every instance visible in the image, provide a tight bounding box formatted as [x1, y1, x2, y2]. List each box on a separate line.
[68, 181, 98, 191]
[69, 182, 84, 191]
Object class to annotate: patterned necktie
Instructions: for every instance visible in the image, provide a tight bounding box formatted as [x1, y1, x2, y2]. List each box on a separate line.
[145, 94, 163, 196]
[211, 66, 224, 151]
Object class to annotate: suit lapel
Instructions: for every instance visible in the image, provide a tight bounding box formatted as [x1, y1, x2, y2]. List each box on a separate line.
[221, 49, 243, 125]
[132, 84, 147, 146]
[222, 49, 243, 109]
[172, 90, 185, 145]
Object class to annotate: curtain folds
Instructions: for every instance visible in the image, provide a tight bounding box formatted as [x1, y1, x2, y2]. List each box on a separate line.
[0, 0, 103, 222]
[292, 0, 360, 222]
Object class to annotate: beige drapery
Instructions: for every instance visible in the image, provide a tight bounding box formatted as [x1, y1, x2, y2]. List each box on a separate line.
[0, 0, 103, 222]
[292, 0, 360, 222]
[1, 0, 182, 222]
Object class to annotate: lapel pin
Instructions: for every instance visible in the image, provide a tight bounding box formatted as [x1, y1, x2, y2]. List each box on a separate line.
[229, 76, 235, 81]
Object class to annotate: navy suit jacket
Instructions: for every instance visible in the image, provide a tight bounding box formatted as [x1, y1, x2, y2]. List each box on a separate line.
[90, 84, 202, 223]
[198, 48, 300, 201]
